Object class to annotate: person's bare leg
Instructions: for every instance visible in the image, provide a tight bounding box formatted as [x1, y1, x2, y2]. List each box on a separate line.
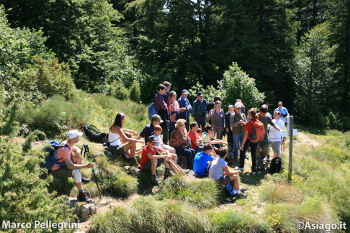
[122, 142, 137, 157]
[230, 175, 240, 192]
[170, 153, 178, 162]
[163, 159, 169, 168]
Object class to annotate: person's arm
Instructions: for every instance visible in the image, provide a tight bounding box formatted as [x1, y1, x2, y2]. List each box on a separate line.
[240, 130, 249, 150]
[186, 100, 192, 112]
[222, 166, 242, 176]
[191, 101, 197, 118]
[60, 148, 94, 170]
[210, 139, 228, 145]
[115, 126, 144, 144]
[123, 128, 140, 136]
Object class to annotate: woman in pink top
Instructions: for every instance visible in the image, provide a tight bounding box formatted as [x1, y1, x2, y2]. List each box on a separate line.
[167, 91, 186, 134]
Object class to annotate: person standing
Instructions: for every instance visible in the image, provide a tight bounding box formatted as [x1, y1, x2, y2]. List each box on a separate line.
[206, 96, 222, 125]
[225, 105, 235, 152]
[274, 101, 289, 125]
[231, 103, 247, 159]
[154, 84, 169, 144]
[192, 91, 207, 129]
[167, 91, 186, 135]
[269, 111, 284, 158]
[162, 81, 171, 103]
[206, 101, 225, 139]
[178, 89, 192, 130]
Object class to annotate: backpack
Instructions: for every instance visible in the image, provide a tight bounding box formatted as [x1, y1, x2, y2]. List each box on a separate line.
[40, 141, 70, 170]
[147, 102, 158, 120]
[249, 120, 265, 143]
[269, 157, 282, 174]
[82, 125, 108, 144]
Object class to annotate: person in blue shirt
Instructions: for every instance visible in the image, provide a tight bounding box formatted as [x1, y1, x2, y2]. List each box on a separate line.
[274, 101, 289, 124]
[193, 143, 215, 177]
[178, 89, 192, 130]
[192, 91, 207, 129]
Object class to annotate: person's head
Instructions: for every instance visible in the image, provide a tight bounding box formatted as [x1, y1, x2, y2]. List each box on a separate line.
[110, 113, 125, 129]
[168, 91, 177, 101]
[234, 103, 242, 113]
[235, 99, 242, 103]
[163, 81, 171, 92]
[278, 101, 283, 108]
[259, 104, 268, 117]
[67, 130, 83, 143]
[203, 143, 213, 155]
[214, 101, 222, 109]
[147, 135, 159, 149]
[274, 111, 281, 120]
[203, 125, 213, 133]
[197, 91, 204, 101]
[151, 114, 163, 126]
[154, 125, 163, 136]
[175, 119, 187, 130]
[190, 122, 198, 132]
[248, 108, 258, 119]
[197, 128, 203, 136]
[228, 105, 234, 113]
[157, 84, 166, 94]
[181, 89, 189, 98]
[217, 147, 228, 158]
[214, 96, 222, 102]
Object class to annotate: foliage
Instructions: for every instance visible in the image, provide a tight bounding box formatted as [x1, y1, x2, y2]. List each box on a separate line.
[89, 196, 211, 233]
[0, 137, 74, 232]
[109, 81, 130, 100]
[157, 174, 220, 209]
[22, 130, 47, 154]
[20, 58, 76, 100]
[0, 102, 19, 136]
[129, 80, 141, 102]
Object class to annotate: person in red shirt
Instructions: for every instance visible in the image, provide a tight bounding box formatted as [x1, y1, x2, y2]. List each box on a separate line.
[140, 135, 174, 184]
[188, 122, 202, 152]
[239, 108, 259, 174]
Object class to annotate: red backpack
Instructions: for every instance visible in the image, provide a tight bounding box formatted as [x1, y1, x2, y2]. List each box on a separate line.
[249, 120, 265, 143]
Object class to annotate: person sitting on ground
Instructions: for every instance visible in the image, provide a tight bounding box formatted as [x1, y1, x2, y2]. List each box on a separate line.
[169, 119, 196, 170]
[50, 130, 95, 202]
[153, 125, 178, 162]
[209, 148, 247, 197]
[140, 135, 174, 184]
[197, 128, 203, 136]
[107, 113, 144, 165]
[193, 143, 215, 177]
[188, 122, 203, 153]
[202, 125, 228, 150]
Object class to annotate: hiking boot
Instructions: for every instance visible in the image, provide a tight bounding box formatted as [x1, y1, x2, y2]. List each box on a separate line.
[151, 174, 161, 185]
[235, 193, 248, 198]
[129, 157, 139, 167]
[237, 167, 244, 172]
[240, 187, 249, 192]
[164, 168, 175, 179]
[81, 177, 91, 184]
[77, 191, 92, 202]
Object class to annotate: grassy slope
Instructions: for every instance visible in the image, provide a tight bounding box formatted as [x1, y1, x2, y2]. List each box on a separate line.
[25, 92, 350, 232]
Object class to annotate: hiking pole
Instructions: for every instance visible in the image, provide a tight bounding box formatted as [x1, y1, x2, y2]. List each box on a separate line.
[83, 144, 102, 199]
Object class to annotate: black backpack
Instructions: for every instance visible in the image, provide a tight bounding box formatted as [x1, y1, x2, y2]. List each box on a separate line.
[269, 157, 282, 174]
[82, 125, 108, 144]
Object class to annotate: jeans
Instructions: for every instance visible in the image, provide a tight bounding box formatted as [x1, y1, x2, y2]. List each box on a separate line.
[174, 147, 196, 170]
[239, 140, 257, 172]
[233, 133, 244, 157]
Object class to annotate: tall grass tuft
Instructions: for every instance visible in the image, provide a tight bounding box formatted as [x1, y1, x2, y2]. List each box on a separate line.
[157, 174, 220, 209]
[89, 196, 211, 233]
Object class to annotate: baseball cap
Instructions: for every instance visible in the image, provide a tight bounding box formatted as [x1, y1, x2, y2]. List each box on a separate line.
[278, 101, 282, 104]
[228, 105, 234, 108]
[68, 130, 83, 139]
[151, 114, 164, 123]
[235, 103, 242, 108]
[182, 89, 190, 94]
[197, 91, 204, 97]
[147, 135, 159, 143]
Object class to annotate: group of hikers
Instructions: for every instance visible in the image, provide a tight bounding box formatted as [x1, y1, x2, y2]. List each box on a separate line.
[49, 81, 289, 202]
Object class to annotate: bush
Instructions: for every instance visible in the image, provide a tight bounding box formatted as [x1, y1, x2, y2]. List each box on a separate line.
[129, 80, 141, 102]
[109, 81, 130, 100]
[94, 157, 138, 198]
[0, 102, 19, 136]
[0, 137, 74, 232]
[89, 196, 211, 233]
[157, 174, 220, 209]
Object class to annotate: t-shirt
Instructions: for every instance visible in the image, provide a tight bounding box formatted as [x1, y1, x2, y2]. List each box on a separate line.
[188, 131, 200, 150]
[274, 107, 289, 122]
[140, 123, 155, 144]
[154, 134, 163, 148]
[201, 132, 210, 143]
[193, 152, 213, 176]
[209, 157, 228, 180]
[51, 141, 73, 170]
[244, 120, 255, 140]
[259, 114, 275, 141]
[269, 119, 284, 142]
[140, 145, 156, 170]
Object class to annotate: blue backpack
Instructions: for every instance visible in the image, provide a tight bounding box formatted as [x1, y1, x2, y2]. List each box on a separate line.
[40, 141, 70, 170]
[147, 102, 158, 120]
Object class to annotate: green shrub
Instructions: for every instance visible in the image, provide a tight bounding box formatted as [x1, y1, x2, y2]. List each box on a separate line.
[109, 81, 130, 100]
[0, 137, 74, 232]
[94, 157, 138, 198]
[89, 196, 211, 233]
[0, 102, 19, 136]
[157, 174, 220, 209]
[129, 80, 141, 102]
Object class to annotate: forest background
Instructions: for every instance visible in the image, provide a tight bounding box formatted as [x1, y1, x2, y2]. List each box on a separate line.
[0, 0, 350, 130]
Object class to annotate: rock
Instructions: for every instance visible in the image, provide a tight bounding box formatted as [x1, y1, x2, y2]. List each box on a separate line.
[77, 203, 97, 221]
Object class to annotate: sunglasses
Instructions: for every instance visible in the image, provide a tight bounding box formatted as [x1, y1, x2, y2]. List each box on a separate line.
[151, 142, 157, 145]
[236, 108, 241, 109]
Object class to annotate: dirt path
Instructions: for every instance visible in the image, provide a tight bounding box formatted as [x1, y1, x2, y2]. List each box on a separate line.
[294, 131, 321, 147]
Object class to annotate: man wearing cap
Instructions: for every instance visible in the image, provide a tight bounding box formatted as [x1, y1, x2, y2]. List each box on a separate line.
[192, 91, 207, 129]
[274, 101, 289, 124]
[178, 89, 192, 130]
[162, 81, 171, 103]
[140, 135, 174, 184]
[138, 114, 163, 144]
[231, 103, 247, 160]
[257, 105, 281, 169]
[225, 105, 235, 153]
[50, 130, 94, 202]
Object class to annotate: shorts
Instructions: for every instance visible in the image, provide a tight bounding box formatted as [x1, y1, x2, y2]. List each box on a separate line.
[108, 145, 125, 156]
[142, 159, 163, 172]
[50, 167, 73, 178]
[217, 175, 231, 185]
[271, 141, 281, 154]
